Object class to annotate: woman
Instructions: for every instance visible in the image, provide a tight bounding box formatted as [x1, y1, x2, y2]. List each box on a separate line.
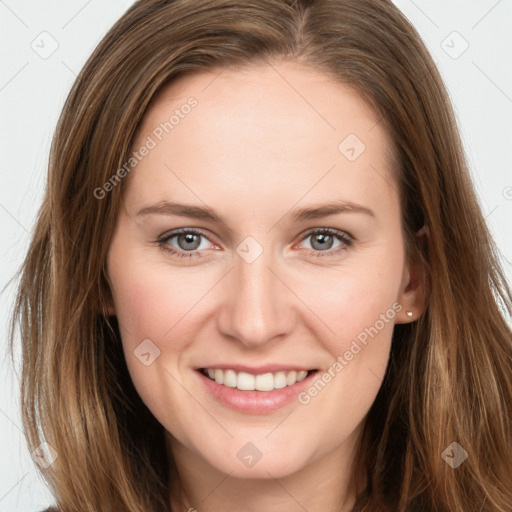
[9, 0, 512, 510]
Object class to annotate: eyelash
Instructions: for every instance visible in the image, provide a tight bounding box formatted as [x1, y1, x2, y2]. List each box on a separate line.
[155, 227, 353, 259]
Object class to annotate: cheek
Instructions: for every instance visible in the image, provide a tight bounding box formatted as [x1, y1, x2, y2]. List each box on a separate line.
[110, 270, 177, 348]
[292, 244, 403, 421]
[107, 230, 203, 348]
[301, 246, 404, 353]
[107, 253, 209, 431]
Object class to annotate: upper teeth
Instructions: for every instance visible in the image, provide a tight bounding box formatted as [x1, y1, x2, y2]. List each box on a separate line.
[204, 368, 309, 391]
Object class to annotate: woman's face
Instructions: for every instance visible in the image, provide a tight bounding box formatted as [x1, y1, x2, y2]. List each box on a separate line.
[107, 61, 423, 480]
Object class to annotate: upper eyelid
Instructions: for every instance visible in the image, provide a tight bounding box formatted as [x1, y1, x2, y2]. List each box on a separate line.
[161, 228, 219, 246]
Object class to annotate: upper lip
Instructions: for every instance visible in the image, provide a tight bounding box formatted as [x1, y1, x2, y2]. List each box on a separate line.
[196, 364, 317, 375]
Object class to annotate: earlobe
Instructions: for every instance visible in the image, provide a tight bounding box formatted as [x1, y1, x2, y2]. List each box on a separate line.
[396, 225, 429, 323]
[100, 299, 116, 317]
[416, 224, 430, 239]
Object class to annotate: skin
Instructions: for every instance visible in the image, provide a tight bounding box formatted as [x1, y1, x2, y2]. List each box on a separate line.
[106, 60, 426, 512]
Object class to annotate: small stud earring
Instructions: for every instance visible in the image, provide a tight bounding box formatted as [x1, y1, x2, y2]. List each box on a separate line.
[406, 311, 413, 318]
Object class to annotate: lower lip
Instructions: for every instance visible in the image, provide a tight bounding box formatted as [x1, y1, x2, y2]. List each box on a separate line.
[196, 369, 318, 414]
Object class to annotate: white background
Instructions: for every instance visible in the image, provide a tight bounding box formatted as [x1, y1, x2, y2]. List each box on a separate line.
[1, 1, 511, 510]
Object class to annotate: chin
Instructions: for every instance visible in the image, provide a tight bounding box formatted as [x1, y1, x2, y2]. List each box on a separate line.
[201, 441, 313, 479]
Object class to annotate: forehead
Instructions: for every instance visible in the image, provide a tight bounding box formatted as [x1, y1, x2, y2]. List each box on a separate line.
[125, 61, 397, 217]
[142, 61, 386, 143]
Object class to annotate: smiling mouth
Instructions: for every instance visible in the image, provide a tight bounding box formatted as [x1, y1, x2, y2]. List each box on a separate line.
[199, 368, 318, 392]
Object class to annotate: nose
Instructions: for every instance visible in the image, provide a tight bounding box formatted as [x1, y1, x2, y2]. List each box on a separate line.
[216, 245, 296, 349]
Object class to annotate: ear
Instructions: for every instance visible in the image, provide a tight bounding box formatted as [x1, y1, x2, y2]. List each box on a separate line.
[396, 225, 429, 324]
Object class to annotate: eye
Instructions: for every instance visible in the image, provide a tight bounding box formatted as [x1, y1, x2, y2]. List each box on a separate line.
[156, 228, 216, 258]
[156, 227, 353, 259]
[297, 228, 353, 257]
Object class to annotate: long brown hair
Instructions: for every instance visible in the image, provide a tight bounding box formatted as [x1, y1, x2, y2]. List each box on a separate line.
[8, 0, 512, 510]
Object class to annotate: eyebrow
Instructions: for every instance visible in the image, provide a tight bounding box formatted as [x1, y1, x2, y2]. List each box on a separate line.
[135, 199, 375, 224]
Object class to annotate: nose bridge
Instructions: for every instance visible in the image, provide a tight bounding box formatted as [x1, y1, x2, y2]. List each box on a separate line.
[218, 238, 293, 347]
